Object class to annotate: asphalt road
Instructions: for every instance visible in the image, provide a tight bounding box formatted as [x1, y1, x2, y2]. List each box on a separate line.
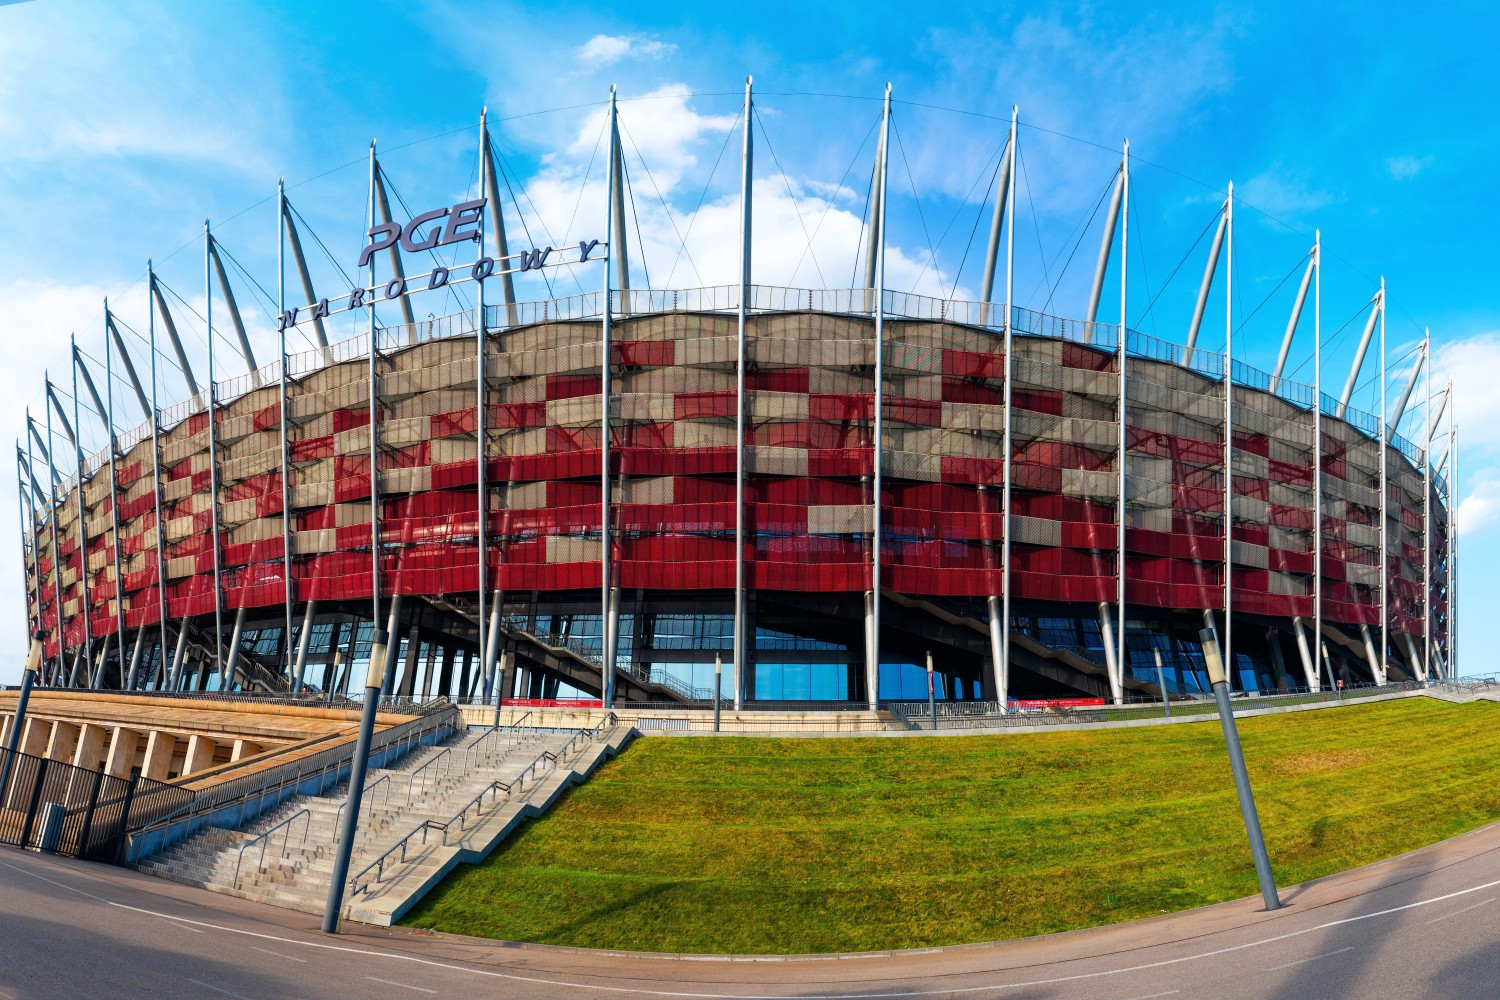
[3, 820, 1500, 1000]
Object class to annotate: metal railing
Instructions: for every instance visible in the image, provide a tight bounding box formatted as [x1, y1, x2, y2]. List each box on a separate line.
[232, 809, 310, 887]
[349, 713, 618, 898]
[333, 774, 393, 838]
[887, 679, 1427, 729]
[403, 748, 452, 805]
[132, 705, 461, 855]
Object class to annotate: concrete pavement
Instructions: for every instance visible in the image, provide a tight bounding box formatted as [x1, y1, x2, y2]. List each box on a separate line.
[3, 817, 1500, 998]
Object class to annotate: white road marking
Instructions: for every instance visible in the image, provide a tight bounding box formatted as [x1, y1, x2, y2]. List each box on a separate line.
[249, 945, 309, 963]
[1423, 896, 1496, 924]
[1119, 991, 1179, 1000]
[186, 979, 259, 1000]
[5, 856, 1500, 1000]
[1266, 946, 1353, 971]
[367, 976, 437, 994]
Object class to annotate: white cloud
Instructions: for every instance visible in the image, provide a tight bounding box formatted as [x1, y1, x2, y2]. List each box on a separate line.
[1457, 472, 1500, 537]
[1436, 332, 1500, 455]
[0, 4, 279, 173]
[576, 34, 676, 67]
[1237, 167, 1335, 220]
[498, 86, 961, 303]
[1386, 155, 1432, 181]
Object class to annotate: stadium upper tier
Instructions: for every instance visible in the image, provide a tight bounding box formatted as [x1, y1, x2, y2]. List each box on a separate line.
[25, 288, 1446, 686]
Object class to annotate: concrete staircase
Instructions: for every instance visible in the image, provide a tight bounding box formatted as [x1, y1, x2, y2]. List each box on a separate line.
[135, 723, 623, 921]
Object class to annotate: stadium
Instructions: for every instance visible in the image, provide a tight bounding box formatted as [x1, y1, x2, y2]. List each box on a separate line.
[17, 87, 1455, 713]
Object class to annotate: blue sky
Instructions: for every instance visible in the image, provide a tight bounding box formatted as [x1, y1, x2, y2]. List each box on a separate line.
[0, 1, 1494, 683]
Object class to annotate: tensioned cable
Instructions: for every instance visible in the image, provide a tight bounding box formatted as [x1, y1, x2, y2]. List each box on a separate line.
[890, 120, 941, 296]
[1017, 143, 1052, 301]
[941, 148, 1005, 302]
[216, 239, 321, 353]
[492, 145, 585, 297]
[383, 168, 477, 316]
[491, 155, 557, 299]
[755, 105, 846, 289]
[851, 152, 876, 289]
[658, 109, 741, 289]
[619, 117, 705, 287]
[553, 118, 606, 253]
[618, 151, 654, 291]
[1284, 299, 1374, 381]
[154, 276, 248, 363]
[1027, 169, 1114, 308]
[110, 314, 185, 380]
[22, 89, 1442, 446]
[1232, 254, 1307, 337]
[1129, 184, 1158, 338]
[1131, 207, 1222, 328]
[288, 201, 358, 291]
[1039, 171, 1116, 315]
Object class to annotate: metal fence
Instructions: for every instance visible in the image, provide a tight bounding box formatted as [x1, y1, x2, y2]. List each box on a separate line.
[887, 681, 1425, 730]
[0, 747, 192, 860]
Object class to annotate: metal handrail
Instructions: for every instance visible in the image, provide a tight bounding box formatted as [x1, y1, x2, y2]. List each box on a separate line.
[404, 748, 452, 804]
[140, 705, 460, 837]
[348, 714, 619, 897]
[232, 809, 310, 887]
[348, 819, 452, 896]
[333, 773, 393, 839]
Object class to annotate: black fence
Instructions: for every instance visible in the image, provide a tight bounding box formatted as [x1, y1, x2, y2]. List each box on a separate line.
[0, 748, 193, 861]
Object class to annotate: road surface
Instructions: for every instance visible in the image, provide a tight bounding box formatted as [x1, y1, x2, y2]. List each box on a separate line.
[2, 820, 1499, 999]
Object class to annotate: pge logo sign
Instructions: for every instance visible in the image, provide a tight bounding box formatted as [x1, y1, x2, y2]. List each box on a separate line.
[357, 198, 485, 267]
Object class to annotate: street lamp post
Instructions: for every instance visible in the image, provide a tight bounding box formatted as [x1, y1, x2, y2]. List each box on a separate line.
[1154, 647, 1171, 719]
[321, 628, 389, 933]
[0, 633, 45, 802]
[1201, 627, 1281, 911]
[713, 652, 722, 733]
[926, 650, 937, 731]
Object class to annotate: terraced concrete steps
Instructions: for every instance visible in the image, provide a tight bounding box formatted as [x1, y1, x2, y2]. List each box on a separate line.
[136, 725, 587, 917]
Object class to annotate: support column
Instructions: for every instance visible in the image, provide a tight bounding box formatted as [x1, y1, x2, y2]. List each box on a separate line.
[1402, 632, 1425, 683]
[420, 642, 437, 699]
[438, 645, 455, 700]
[481, 590, 502, 701]
[124, 624, 145, 691]
[292, 600, 318, 691]
[45, 720, 81, 764]
[381, 593, 402, 697]
[1359, 623, 1384, 684]
[1266, 629, 1290, 692]
[1378, 277, 1388, 688]
[141, 730, 176, 782]
[71, 723, 106, 772]
[1098, 602, 1123, 704]
[91, 632, 111, 690]
[230, 739, 263, 762]
[997, 105, 1019, 713]
[167, 618, 189, 691]
[223, 605, 247, 689]
[19, 717, 49, 757]
[182, 734, 217, 776]
[1292, 617, 1318, 691]
[458, 649, 473, 704]
[397, 627, 420, 698]
[600, 85, 622, 709]
[1222, 182, 1236, 702]
[866, 83, 892, 712]
[103, 727, 140, 779]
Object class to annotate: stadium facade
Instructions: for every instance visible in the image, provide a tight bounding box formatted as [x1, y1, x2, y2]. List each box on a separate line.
[18, 86, 1456, 710]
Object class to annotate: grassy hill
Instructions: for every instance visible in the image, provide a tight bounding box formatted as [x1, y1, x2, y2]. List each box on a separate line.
[401, 698, 1500, 953]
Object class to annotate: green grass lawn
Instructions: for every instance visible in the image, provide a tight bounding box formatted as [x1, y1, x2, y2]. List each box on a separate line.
[400, 698, 1500, 954]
